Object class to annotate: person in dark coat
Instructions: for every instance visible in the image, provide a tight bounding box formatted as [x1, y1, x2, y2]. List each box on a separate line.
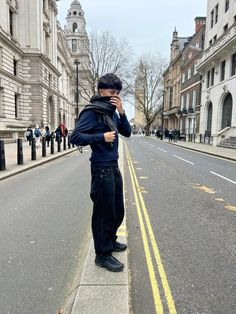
[70, 73, 131, 272]
[55, 126, 62, 143]
[45, 126, 51, 147]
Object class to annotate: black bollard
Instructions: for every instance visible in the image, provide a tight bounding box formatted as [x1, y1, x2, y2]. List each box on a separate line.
[17, 139, 24, 165]
[68, 135, 71, 149]
[50, 136, 54, 154]
[63, 136, 66, 151]
[0, 140, 6, 171]
[42, 137, 46, 157]
[57, 136, 61, 152]
[31, 138, 36, 160]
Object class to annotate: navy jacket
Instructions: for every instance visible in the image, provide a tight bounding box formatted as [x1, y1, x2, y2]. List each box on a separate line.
[70, 99, 131, 166]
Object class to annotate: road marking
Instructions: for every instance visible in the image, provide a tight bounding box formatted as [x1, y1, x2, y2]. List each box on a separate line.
[126, 144, 176, 314]
[172, 154, 195, 165]
[224, 205, 236, 212]
[156, 147, 167, 153]
[210, 171, 236, 185]
[191, 183, 216, 194]
[215, 198, 225, 202]
[126, 149, 163, 313]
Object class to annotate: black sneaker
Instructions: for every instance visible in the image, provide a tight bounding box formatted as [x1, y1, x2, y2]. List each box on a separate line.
[95, 254, 124, 272]
[113, 241, 127, 252]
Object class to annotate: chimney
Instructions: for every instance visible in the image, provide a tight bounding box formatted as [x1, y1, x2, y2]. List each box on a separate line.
[195, 17, 206, 33]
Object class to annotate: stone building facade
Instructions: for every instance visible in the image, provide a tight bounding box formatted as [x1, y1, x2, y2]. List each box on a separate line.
[0, 0, 89, 140]
[163, 30, 189, 131]
[179, 17, 206, 140]
[196, 0, 236, 147]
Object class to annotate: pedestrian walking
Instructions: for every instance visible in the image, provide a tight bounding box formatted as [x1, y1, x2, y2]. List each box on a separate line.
[25, 127, 33, 145]
[168, 129, 173, 142]
[70, 73, 131, 272]
[55, 126, 62, 143]
[34, 125, 42, 148]
[45, 126, 51, 147]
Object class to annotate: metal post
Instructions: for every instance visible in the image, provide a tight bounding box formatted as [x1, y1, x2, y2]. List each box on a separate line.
[0, 140, 6, 171]
[42, 137, 46, 157]
[63, 136, 66, 151]
[17, 139, 23, 165]
[31, 138, 36, 160]
[74, 60, 80, 124]
[68, 135, 71, 149]
[57, 136, 61, 152]
[51, 136, 54, 154]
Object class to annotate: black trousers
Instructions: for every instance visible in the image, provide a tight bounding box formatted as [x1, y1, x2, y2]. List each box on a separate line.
[90, 165, 124, 254]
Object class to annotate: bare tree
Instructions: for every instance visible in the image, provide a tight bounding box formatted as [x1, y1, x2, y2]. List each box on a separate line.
[125, 54, 167, 135]
[79, 31, 133, 101]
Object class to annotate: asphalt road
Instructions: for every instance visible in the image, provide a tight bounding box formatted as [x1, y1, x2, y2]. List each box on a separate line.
[0, 150, 92, 314]
[124, 136, 236, 314]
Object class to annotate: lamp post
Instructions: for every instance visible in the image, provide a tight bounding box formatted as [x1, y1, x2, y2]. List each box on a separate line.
[74, 59, 80, 123]
[161, 90, 165, 134]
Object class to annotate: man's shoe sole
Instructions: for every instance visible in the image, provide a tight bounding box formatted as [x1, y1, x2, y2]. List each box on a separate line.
[95, 261, 124, 272]
[113, 246, 127, 252]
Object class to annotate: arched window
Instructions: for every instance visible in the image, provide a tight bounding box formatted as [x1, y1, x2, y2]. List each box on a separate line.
[206, 102, 212, 135]
[48, 96, 54, 129]
[221, 93, 232, 129]
[73, 22, 77, 32]
[72, 39, 77, 52]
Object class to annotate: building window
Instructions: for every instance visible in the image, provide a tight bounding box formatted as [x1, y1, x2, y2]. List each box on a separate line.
[231, 53, 236, 76]
[192, 90, 197, 108]
[0, 88, 3, 116]
[211, 10, 214, 28]
[73, 22, 78, 32]
[186, 93, 190, 109]
[223, 24, 228, 32]
[45, 33, 49, 56]
[15, 93, 19, 118]
[13, 59, 18, 76]
[169, 87, 173, 108]
[9, 9, 14, 36]
[0, 47, 2, 68]
[220, 60, 226, 81]
[188, 68, 191, 80]
[215, 4, 218, 24]
[211, 68, 215, 86]
[72, 39, 77, 52]
[207, 70, 210, 88]
[209, 39, 212, 47]
[213, 35, 217, 42]
[181, 95, 184, 110]
[234, 15, 236, 23]
[225, 0, 229, 12]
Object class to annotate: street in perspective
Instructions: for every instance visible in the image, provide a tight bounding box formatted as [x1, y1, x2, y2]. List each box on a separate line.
[0, 0, 236, 313]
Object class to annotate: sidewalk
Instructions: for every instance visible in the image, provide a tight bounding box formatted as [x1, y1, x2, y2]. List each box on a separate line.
[0, 140, 78, 181]
[160, 138, 236, 162]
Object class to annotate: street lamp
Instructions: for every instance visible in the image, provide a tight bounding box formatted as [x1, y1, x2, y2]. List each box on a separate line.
[161, 90, 165, 134]
[74, 59, 80, 123]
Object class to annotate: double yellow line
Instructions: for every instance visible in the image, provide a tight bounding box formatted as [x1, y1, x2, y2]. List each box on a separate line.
[125, 143, 176, 314]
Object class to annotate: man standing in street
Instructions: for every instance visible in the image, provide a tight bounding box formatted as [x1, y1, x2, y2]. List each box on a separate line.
[70, 73, 131, 272]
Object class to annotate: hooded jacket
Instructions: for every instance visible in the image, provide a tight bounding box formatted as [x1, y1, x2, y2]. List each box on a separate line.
[70, 95, 131, 166]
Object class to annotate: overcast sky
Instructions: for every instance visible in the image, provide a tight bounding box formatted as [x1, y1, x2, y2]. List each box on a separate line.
[57, 0, 207, 119]
[57, 0, 207, 60]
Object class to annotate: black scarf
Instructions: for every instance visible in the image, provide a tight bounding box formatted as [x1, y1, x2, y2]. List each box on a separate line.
[79, 95, 118, 132]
